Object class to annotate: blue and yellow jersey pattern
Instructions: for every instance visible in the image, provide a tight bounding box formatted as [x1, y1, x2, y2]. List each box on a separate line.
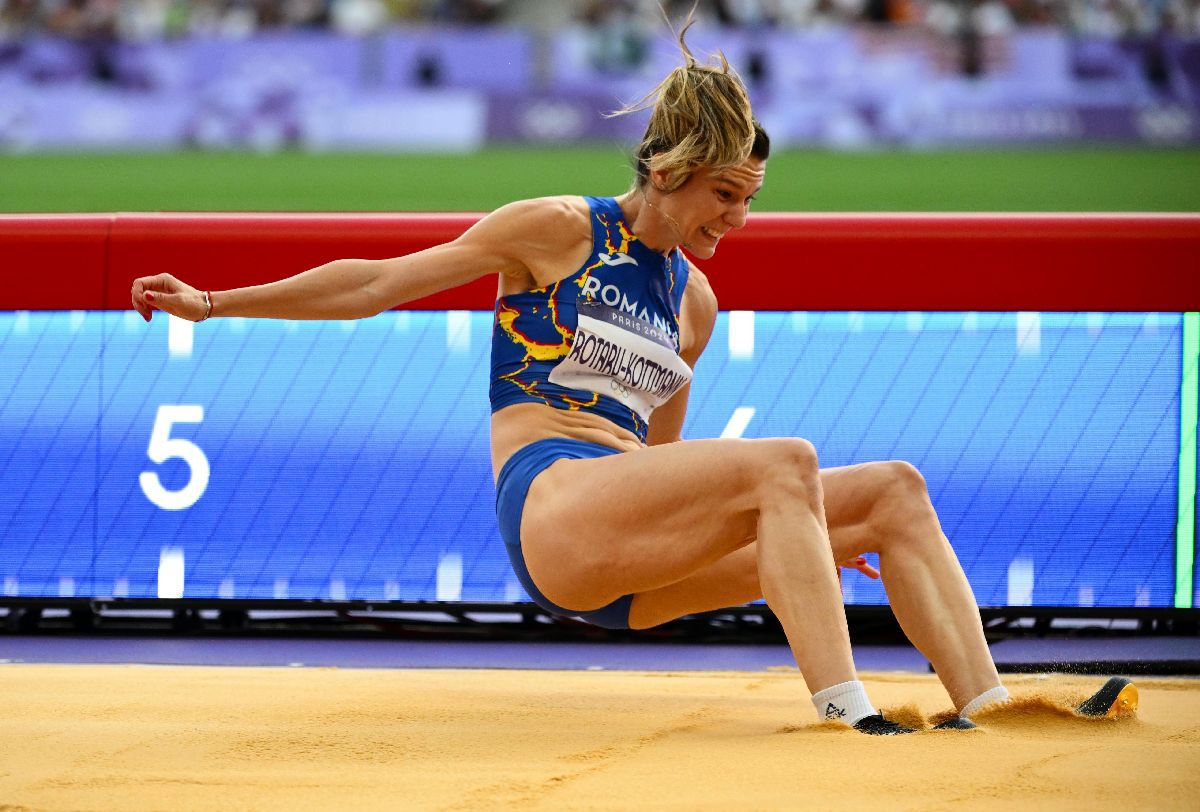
[488, 196, 690, 442]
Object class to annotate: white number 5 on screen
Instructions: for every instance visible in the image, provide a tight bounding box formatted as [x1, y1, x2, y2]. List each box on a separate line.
[139, 405, 210, 510]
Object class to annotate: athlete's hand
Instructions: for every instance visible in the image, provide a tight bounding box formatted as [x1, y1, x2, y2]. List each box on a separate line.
[131, 273, 208, 323]
[838, 556, 880, 580]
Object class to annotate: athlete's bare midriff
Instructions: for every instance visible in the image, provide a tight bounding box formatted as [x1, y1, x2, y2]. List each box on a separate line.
[490, 403, 643, 480]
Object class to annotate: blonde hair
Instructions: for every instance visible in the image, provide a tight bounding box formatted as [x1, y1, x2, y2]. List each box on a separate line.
[611, 18, 759, 193]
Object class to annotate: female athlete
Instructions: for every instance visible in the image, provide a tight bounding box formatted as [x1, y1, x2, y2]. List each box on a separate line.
[131, 32, 1024, 734]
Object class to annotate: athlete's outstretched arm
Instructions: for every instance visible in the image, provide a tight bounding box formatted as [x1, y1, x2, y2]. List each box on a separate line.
[130, 199, 581, 323]
[646, 265, 717, 446]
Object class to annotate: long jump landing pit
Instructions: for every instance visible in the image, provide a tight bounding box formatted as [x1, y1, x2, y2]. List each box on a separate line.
[1, 665, 1197, 810]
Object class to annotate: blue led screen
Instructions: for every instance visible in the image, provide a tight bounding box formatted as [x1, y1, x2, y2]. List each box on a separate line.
[0, 310, 1185, 608]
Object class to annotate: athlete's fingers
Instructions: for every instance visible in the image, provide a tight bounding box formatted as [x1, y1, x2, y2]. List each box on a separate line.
[839, 556, 880, 580]
[132, 274, 207, 322]
[131, 278, 151, 321]
[131, 273, 177, 321]
[847, 556, 880, 579]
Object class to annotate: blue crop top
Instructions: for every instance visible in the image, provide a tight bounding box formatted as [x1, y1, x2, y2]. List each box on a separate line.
[488, 196, 693, 442]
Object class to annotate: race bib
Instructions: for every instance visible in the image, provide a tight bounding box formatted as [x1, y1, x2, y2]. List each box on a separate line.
[548, 301, 693, 420]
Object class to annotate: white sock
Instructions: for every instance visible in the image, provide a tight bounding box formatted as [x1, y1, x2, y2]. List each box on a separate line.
[811, 680, 877, 726]
[960, 685, 1010, 719]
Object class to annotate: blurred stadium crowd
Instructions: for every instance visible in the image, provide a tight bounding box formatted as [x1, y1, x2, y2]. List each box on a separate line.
[1, 1, 1197, 150]
[1, 1, 1198, 39]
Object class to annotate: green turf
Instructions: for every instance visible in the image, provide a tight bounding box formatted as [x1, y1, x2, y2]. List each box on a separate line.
[2, 147, 1198, 212]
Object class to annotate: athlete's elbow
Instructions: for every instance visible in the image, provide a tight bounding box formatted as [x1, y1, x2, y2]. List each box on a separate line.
[354, 284, 390, 318]
[355, 267, 404, 317]
[312, 259, 379, 319]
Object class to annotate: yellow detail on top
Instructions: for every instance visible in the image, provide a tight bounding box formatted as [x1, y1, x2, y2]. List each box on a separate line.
[497, 289, 573, 364]
[625, 403, 644, 433]
[576, 211, 637, 292]
[499, 358, 546, 402]
[562, 392, 600, 410]
[616, 220, 635, 251]
[544, 281, 574, 349]
[596, 212, 636, 257]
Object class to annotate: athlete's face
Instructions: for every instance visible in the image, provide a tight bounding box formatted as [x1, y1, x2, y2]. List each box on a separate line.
[654, 157, 765, 260]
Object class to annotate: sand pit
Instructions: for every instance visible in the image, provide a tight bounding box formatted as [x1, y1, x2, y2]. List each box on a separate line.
[1, 664, 1197, 810]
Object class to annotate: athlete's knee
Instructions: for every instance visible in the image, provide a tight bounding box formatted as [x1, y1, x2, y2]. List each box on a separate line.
[754, 437, 821, 510]
[871, 460, 939, 542]
[884, 460, 928, 500]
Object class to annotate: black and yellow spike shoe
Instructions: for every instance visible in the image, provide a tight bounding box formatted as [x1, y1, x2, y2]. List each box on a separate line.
[1076, 676, 1139, 718]
[932, 716, 978, 730]
[852, 714, 917, 735]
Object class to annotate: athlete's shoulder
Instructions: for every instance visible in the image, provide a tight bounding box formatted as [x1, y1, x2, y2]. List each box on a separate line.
[481, 196, 591, 243]
[467, 196, 595, 285]
[460, 196, 592, 280]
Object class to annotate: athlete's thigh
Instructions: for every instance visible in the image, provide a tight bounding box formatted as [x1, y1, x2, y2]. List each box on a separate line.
[627, 544, 760, 628]
[627, 462, 894, 627]
[820, 461, 898, 560]
[520, 437, 793, 611]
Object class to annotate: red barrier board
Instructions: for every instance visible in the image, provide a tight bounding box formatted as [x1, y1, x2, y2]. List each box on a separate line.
[106, 213, 495, 311]
[0, 216, 111, 310]
[1, 213, 1197, 311]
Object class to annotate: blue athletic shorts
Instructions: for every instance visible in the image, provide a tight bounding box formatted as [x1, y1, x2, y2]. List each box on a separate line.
[495, 437, 636, 630]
